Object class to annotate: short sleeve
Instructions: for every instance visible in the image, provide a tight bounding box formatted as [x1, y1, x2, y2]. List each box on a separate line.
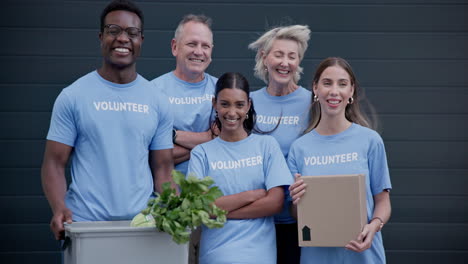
[149, 93, 174, 150]
[286, 142, 300, 176]
[46, 90, 77, 147]
[187, 146, 208, 180]
[285, 143, 301, 203]
[368, 134, 392, 195]
[151, 78, 166, 95]
[264, 137, 294, 190]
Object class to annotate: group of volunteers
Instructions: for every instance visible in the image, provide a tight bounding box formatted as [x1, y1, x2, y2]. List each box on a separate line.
[41, 0, 392, 263]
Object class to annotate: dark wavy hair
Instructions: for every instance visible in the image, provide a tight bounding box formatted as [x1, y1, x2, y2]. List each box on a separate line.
[212, 72, 258, 134]
[100, 0, 144, 33]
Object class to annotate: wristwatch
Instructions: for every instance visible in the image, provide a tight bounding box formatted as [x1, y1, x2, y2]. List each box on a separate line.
[172, 129, 177, 144]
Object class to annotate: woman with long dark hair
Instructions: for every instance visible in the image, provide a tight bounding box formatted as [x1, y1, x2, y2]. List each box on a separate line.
[188, 72, 292, 264]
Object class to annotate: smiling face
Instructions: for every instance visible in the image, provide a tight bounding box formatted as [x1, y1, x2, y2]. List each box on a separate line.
[213, 88, 251, 139]
[313, 65, 354, 119]
[172, 21, 213, 82]
[263, 39, 300, 88]
[99, 10, 143, 70]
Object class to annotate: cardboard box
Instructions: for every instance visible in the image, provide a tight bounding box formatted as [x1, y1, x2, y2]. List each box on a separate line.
[297, 174, 367, 247]
[64, 221, 188, 264]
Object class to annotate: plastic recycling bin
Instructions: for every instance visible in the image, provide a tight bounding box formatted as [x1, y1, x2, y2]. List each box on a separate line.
[63, 221, 188, 264]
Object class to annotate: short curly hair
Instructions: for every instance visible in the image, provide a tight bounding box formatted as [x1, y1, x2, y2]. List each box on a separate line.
[100, 0, 144, 33]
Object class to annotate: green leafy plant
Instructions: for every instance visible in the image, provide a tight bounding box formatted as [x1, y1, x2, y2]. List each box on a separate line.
[131, 170, 227, 244]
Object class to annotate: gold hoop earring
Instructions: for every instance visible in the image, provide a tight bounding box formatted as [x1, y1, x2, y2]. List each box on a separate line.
[313, 95, 318, 102]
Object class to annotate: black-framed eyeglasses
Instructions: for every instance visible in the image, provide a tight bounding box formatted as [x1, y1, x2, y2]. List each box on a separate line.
[104, 24, 142, 39]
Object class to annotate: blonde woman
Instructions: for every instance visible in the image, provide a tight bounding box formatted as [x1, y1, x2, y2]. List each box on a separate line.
[249, 25, 311, 264]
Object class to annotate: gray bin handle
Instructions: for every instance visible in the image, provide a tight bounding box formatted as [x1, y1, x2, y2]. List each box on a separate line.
[62, 236, 71, 251]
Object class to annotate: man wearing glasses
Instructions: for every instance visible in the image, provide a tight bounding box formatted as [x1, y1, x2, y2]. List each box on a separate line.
[41, 0, 175, 241]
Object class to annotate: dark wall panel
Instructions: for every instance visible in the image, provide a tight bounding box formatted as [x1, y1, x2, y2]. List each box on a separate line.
[391, 196, 468, 223]
[386, 251, 468, 264]
[2, 195, 466, 225]
[0, 113, 50, 140]
[384, 223, 468, 250]
[2, 1, 467, 263]
[2, 86, 467, 115]
[2, 57, 468, 87]
[0, 253, 60, 264]
[4, 29, 468, 60]
[2, 113, 467, 141]
[0, 224, 58, 252]
[1, 141, 466, 169]
[0, 197, 51, 224]
[0, 85, 64, 112]
[380, 115, 468, 140]
[0, 169, 45, 195]
[2, 3, 467, 32]
[3, 168, 467, 196]
[2, 223, 467, 253]
[385, 141, 468, 169]
[367, 89, 468, 114]
[0, 141, 45, 167]
[391, 169, 468, 196]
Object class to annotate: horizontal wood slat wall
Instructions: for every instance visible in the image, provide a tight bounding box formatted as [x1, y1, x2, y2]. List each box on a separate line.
[1, 0, 467, 263]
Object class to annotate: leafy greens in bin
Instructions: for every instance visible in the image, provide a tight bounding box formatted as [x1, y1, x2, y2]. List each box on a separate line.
[131, 170, 227, 244]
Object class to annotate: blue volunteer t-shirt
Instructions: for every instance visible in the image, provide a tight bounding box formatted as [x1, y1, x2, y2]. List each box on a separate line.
[287, 123, 392, 264]
[251, 86, 311, 157]
[251, 86, 311, 224]
[151, 72, 217, 175]
[47, 71, 173, 221]
[188, 134, 293, 264]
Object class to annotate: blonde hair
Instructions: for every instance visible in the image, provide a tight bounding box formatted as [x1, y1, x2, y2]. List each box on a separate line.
[305, 57, 378, 133]
[248, 25, 311, 84]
